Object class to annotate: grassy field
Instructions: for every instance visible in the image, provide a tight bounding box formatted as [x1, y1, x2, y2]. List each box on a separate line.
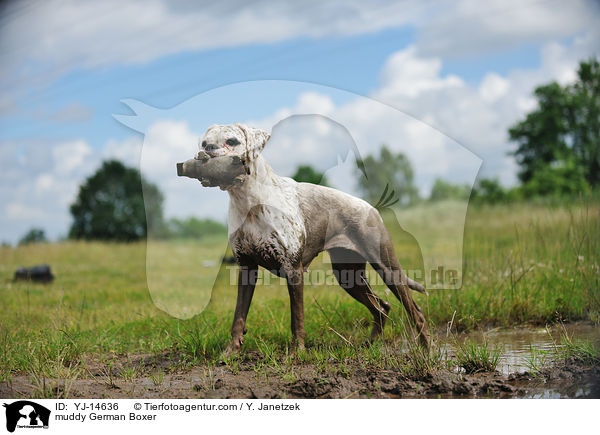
[0, 197, 598, 396]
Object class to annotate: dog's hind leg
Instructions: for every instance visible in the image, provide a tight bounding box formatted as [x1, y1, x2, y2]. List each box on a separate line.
[230, 262, 258, 352]
[369, 241, 430, 348]
[329, 248, 391, 342]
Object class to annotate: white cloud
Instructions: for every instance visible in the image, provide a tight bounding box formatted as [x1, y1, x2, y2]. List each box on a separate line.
[102, 136, 143, 168]
[0, 138, 90, 242]
[416, 0, 598, 58]
[253, 92, 336, 132]
[249, 81, 482, 198]
[136, 120, 228, 226]
[0, 135, 120, 240]
[34, 174, 54, 193]
[294, 92, 335, 115]
[141, 121, 197, 178]
[5, 202, 48, 220]
[261, 113, 363, 181]
[479, 73, 510, 103]
[52, 140, 93, 174]
[377, 46, 465, 99]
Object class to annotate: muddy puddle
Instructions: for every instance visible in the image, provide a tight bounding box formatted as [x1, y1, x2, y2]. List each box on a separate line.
[432, 323, 600, 398]
[443, 323, 600, 376]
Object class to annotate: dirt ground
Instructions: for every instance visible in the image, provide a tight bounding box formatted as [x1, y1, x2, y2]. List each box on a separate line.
[2, 351, 598, 399]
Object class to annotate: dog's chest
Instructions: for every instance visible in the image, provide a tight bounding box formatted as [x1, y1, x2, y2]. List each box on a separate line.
[228, 181, 305, 267]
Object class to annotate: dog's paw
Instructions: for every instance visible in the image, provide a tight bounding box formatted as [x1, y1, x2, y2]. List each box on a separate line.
[223, 337, 243, 356]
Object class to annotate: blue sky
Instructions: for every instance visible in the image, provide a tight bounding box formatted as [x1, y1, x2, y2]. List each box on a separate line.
[0, 0, 598, 243]
[2, 27, 415, 144]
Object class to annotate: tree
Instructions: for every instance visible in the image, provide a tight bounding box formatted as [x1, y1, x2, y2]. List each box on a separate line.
[355, 145, 418, 206]
[429, 178, 470, 201]
[509, 58, 600, 192]
[520, 158, 589, 198]
[509, 82, 570, 183]
[69, 160, 165, 241]
[291, 165, 328, 186]
[470, 178, 509, 204]
[18, 228, 47, 245]
[566, 59, 600, 186]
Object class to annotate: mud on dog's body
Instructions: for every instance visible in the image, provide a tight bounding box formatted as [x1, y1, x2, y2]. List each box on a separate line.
[178, 123, 430, 351]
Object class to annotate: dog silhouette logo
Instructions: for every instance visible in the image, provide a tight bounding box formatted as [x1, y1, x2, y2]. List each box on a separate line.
[115, 80, 481, 319]
[3, 401, 50, 432]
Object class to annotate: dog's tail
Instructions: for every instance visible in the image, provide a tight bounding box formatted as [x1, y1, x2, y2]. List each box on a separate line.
[406, 276, 428, 295]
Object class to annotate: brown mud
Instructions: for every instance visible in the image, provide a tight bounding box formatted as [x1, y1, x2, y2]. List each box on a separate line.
[1, 351, 598, 399]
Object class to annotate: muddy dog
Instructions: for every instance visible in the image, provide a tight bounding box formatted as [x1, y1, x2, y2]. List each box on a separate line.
[177, 123, 430, 352]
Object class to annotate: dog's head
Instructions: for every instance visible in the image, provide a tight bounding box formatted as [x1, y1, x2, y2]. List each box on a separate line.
[177, 123, 271, 189]
[199, 123, 270, 166]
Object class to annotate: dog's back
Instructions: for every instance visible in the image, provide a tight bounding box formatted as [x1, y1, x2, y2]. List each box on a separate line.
[294, 181, 387, 265]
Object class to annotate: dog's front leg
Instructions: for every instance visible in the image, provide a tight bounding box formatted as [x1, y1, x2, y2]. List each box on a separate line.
[285, 266, 305, 350]
[229, 263, 258, 352]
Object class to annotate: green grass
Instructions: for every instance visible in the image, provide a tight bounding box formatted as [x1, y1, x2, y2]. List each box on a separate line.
[526, 329, 600, 374]
[455, 340, 502, 373]
[0, 197, 598, 392]
[558, 332, 600, 365]
[425, 199, 600, 329]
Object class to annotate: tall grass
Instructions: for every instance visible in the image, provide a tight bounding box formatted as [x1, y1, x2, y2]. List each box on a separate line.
[455, 340, 502, 373]
[421, 198, 600, 330]
[527, 330, 600, 374]
[559, 332, 600, 365]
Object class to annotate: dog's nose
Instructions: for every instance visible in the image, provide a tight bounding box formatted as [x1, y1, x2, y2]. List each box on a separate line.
[204, 144, 218, 152]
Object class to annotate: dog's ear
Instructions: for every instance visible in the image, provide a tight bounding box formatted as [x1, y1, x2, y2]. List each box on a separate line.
[235, 123, 270, 164]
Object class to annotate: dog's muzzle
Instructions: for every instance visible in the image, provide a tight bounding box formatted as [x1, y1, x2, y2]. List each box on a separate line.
[176, 152, 247, 189]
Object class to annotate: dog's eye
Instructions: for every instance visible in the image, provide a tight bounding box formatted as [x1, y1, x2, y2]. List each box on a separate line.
[201, 141, 207, 148]
[226, 138, 240, 146]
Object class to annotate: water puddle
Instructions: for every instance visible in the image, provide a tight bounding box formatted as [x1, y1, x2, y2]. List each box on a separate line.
[516, 381, 600, 399]
[440, 323, 600, 398]
[445, 323, 599, 375]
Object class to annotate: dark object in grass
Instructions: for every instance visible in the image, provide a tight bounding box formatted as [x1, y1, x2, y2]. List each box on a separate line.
[223, 256, 237, 264]
[14, 264, 54, 283]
